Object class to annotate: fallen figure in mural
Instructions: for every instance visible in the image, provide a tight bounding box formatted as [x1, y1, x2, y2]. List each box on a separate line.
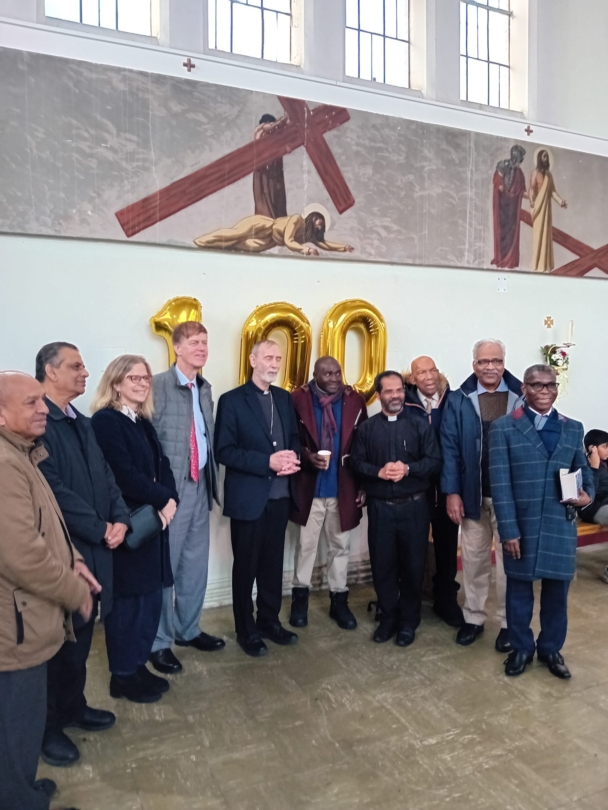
[194, 211, 354, 256]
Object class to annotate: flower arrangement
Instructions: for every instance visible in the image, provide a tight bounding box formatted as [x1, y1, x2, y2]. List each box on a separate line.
[541, 344, 570, 370]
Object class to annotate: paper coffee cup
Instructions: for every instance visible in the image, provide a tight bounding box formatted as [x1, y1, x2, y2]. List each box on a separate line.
[318, 450, 331, 457]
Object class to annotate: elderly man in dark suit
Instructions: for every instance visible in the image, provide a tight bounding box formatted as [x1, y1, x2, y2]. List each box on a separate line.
[35, 342, 130, 768]
[215, 339, 301, 657]
[489, 364, 594, 679]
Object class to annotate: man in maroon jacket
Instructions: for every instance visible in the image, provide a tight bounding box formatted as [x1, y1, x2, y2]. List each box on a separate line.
[289, 357, 367, 629]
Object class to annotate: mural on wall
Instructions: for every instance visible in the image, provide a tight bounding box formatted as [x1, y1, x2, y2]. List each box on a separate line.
[2, 47, 608, 279]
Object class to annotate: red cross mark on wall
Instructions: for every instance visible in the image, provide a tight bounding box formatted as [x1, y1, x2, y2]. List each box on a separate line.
[115, 96, 355, 238]
[520, 210, 608, 277]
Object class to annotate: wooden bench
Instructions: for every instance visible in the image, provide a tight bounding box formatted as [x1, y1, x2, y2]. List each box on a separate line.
[576, 522, 608, 547]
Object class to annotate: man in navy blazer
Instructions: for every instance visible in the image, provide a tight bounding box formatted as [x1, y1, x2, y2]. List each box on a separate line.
[215, 340, 301, 657]
[489, 364, 594, 679]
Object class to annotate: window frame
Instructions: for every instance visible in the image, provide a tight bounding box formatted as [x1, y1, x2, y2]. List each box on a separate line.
[344, 0, 411, 90]
[460, 0, 512, 109]
[43, 0, 155, 37]
[207, 0, 298, 66]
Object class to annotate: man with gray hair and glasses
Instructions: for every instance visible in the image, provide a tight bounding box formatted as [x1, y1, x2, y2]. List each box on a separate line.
[441, 340, 522, 651]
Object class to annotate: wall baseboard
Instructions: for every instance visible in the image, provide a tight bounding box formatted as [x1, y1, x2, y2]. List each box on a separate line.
[203, 558, 373, 609]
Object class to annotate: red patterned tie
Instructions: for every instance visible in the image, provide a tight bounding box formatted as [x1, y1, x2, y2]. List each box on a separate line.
[187, 383, 199, 482]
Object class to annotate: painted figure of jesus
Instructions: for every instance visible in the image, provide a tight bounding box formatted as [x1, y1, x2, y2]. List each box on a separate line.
[529, 149, 568, 272]
[194, 211, 354, 256]
[253, 114, 288, 219]
[491, 145, 528, 269]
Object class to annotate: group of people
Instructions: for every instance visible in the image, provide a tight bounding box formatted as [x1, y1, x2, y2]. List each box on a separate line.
[0, 327, 599, 810]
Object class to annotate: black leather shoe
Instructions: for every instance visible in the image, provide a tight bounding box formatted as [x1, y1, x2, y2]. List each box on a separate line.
[64, 706, 115, 732]
[257, 622, 298, 646]
[538, 651, 571, 679]
[175, 631, 226, 651]
[504, 650, 534, 676]
[495, 628, 512, 653]
[34, 778, 57, 799]
[395, 628, 415, 647]
[41, 728, 80, 767]
[329, 590, 357, 630]
[149, 648, 183, 674]
[456, 623, 484, 646]
[289, 587, 310, 627]
[433, 599, 465, 628]
[137, 665, 170, 693]
[373, 619, 396, 643]
[237, 634, 268, 657]
[110, 673, 162, 703]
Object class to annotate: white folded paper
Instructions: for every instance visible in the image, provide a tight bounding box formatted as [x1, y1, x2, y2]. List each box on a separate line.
[560, 468, 582, 501]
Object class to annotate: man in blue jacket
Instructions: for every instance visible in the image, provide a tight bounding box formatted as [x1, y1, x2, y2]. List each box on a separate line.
[215, 340, 301, 657]
[440, 339, 521, 651]
[489, 364, 593, 678]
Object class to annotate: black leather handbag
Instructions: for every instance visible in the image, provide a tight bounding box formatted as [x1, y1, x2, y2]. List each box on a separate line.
[124, 505, 163, 551]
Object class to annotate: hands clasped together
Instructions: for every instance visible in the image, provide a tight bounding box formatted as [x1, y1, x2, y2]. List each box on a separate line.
[269, 450, 301, 476]
[378, 461, 409, 482]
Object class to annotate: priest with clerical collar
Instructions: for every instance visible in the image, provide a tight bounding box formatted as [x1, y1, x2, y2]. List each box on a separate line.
[489, 364, 594, 679]
[351, 371, 442, 648]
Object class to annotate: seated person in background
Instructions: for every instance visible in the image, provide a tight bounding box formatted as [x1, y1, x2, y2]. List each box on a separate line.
[579, 430, 608, 526]
[580, 430, 608, 585]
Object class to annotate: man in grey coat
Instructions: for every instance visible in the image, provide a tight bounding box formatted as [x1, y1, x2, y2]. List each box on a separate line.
[150, 322, 224, 674]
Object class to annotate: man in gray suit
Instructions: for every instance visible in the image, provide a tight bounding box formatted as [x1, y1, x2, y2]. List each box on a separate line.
[149, 321, 224, 674]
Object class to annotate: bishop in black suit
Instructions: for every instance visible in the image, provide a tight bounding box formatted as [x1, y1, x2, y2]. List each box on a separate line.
[215, 340, 301, 656]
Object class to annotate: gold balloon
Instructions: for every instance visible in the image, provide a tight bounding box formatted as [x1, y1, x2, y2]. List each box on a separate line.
[239, 302, 312, 391]
[319, 299, 387, 404]
[150, 296, 203, 365]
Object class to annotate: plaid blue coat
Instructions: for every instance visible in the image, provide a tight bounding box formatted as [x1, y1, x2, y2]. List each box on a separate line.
[489, 407, 594, 581]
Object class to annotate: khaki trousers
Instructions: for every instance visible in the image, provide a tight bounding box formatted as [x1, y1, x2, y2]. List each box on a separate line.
[293, 498, 351, 592]
[461, 497, 506, 627]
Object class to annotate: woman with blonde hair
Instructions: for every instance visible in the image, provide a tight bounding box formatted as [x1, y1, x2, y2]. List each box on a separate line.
[91, 355, 179, 703]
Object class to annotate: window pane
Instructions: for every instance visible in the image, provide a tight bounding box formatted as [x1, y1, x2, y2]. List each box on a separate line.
[489, 62, 499, 107]
[233, 3, 262, 57]
[385, 37, 408, 87]
[216, 0, 231, 51]
[263, 10, 278, 61]
[360, 0, 383, 35]
[372, 33, 384, 82]
[81, 0, 98, 25]
[499, 0, 509, 9]
[99, 0, 117, 30]
[467, 57, 488, 104]
[396, 0, 408, 41]
[489, 10, 509, 65]
[385, 0, 397, 39]
[118, 0, 151, 34]
[45, 0, 80, 21]
[360, 31, 372, 80]
[488, 0, 500, 7]
[276, 10, 291, 62]
[477, 7, 488, 61]
[345, 27, 359, 77]
[263, 0, 290, 12]
[345, 0, 358, 29]
[466, 5, 478, 59]
[499, 64, 509, 108]
[460, 54, 467, 100]
[460, 1, 467, 55]
[209, 0, 216, 47]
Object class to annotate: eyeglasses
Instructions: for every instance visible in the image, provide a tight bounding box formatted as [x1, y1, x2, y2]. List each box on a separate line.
[475, 359, 504, 368]
[525, 382, 560, 393]
[126, 375, 151, 385]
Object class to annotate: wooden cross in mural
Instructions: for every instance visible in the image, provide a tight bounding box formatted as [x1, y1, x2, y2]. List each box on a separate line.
[520, 210, 608, 277]
[115, 97, 355, 238]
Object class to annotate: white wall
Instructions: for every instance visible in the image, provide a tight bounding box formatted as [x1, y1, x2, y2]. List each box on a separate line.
[2, 234, 607, 604]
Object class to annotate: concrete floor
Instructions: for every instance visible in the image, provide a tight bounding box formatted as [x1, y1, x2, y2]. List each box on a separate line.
[44, 546, 608, 810]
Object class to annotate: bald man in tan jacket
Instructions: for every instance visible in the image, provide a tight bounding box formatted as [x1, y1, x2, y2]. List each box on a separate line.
[0, 372, 99, 810]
